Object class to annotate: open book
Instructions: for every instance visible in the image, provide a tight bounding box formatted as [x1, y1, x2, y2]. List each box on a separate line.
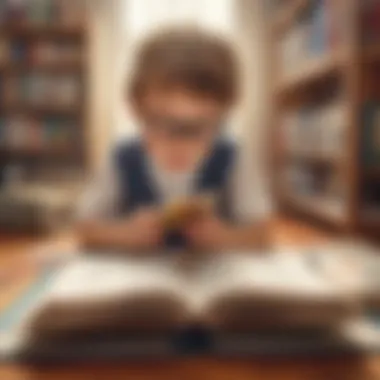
[22, 251, 361, 340]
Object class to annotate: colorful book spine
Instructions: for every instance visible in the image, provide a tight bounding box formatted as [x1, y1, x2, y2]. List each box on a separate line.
[0, 0, 79, 25]
[6, 0, 27, 23]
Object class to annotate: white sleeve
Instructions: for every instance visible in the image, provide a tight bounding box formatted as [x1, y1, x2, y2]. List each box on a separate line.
[229, 144, 273, 223]
[76, 157, 123, 221]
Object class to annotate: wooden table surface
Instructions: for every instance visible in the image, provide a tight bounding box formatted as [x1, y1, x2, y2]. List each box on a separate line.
[0, 221, 379, 380]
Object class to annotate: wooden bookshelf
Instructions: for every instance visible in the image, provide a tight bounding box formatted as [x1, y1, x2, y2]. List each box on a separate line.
[0, 62, 84, 74]
[276, 52, 344, 97]
[0, 24, 84, 39]
[283, 194, 347, 227]
[0, 2, 88, 176]
[1, 103, 82, 114]
[0, 104, 81, 115]
[269, 0, 380, 234]
[0, 147, 75, 159]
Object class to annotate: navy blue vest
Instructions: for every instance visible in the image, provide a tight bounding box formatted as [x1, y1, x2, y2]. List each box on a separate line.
[114, 139, 235, 248]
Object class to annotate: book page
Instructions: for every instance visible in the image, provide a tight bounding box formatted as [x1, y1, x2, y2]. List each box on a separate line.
[44, 255, 187, 304]
[188, 251, 358, 311]
[22, 254, 196, 334]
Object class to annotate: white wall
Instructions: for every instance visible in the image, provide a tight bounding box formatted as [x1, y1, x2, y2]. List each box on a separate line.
[234, 0, 271, 187]
[87, 0, 125, 172]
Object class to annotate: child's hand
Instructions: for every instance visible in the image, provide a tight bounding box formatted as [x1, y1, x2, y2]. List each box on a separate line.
[123, 208, 164, 249]
[184, 214, 233, 250]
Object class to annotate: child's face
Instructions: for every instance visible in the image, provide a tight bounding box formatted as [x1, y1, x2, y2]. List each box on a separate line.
[133, 87, 226, 172]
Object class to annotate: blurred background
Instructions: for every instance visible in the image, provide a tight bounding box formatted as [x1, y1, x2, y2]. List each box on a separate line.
[0, 0, 378, 242]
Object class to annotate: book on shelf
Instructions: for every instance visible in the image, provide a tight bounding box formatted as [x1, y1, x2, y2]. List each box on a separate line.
[282, 99, 346, 159]
[1, 74, 81, 108]
[361, 101, 380, 168]
[0, 0, 86, 27]
[0, 116, 75, 151]
[361, 0, 380, 46]
[281, 159, 347, 217]
[56, 0, 86, 27]
[32, 41, 83, 65]
[279, 0, 345, 80]
[28, 0, 54, 25]
[361, 179, 380, 223]
[266, 0, 284, 15]
[279, 98, 349, 215]
[0, 39, 83, 66]
[0, 38, 9, 66]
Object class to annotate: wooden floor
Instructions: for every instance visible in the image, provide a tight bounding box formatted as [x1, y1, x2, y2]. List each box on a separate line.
[0, 218, 379, 380]
[1, 357, 380, 380]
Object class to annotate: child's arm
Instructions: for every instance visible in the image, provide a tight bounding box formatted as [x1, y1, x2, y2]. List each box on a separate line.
[221, 220, 271, 249]
[185, 147, 273, 250]
[76, 162, 163, 251]
[78, 209, 163, 251]
[185, 215, 270, 250]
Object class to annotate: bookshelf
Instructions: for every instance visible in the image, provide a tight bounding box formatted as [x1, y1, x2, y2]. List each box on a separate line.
[269, 0, 380, 237]
[0, 0, 87, 181]
[364, 45, 380, 63]
[1, 24, 84, 39]
[273, 0, 310, 36]
[282, 193, 347, 227]
[276, 51, 343, 97]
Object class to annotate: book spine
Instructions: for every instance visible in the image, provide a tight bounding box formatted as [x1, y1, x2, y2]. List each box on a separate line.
[362, 0, 380, 44]
[28, 0, 54, 25]
[0, 118, 5, 148]
[6, 0, 28, 23]
[361, 102, 380, 167]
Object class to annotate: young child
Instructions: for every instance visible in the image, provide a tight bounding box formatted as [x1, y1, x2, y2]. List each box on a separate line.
[78, 27, 271, 251]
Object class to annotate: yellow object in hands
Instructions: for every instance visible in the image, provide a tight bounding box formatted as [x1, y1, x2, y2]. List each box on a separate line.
[162, 195, 216, 230]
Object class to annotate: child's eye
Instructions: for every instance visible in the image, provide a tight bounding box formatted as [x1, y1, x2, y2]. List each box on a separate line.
[145, 116, 217, 138]
[166, 122, 213, 138]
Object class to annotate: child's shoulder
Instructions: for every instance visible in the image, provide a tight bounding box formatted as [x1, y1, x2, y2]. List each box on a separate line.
[113, 138, 143, 159]
[213, 136, 238, 161]
[216, 136, 237, 151]
[111, 136, 239, 167]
